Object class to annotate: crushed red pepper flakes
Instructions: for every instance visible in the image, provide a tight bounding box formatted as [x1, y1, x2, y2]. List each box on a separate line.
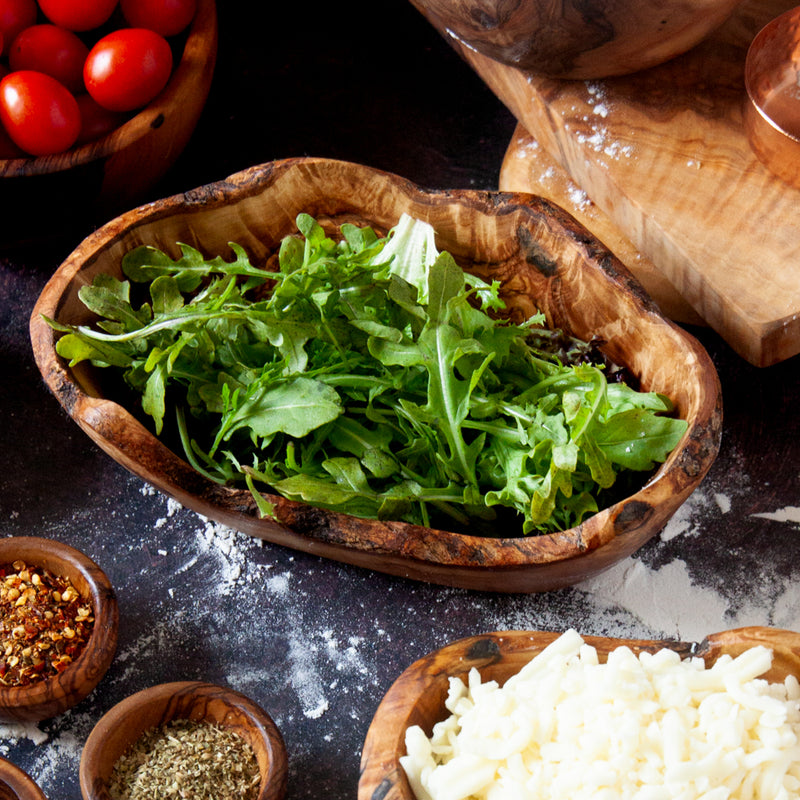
[0, 560, 94, 687]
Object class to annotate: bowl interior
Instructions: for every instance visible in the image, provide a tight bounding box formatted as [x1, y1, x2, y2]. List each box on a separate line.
[79, 681, 288, 800]
[0, 537, 118, 722]
[29, 157, 722, 592]
[358, 626, 800, 800]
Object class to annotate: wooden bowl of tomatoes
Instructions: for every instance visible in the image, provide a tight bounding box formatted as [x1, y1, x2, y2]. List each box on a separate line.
[0, 0, 217, 246]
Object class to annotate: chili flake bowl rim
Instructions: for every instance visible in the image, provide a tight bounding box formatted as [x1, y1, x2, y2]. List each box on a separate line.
[0, 535, 118, 723]
[79, 680, 288, 800]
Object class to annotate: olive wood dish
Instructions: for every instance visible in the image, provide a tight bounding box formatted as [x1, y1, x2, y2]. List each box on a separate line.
[0, 0, 217, 246]
[408, 0, 746, 78]
[358, 626, 800, 800]
[29, 156, 722, 593]
[0, 536, 118, 723]
[79, 680, 288, 800]
[0, 757, 47, 800]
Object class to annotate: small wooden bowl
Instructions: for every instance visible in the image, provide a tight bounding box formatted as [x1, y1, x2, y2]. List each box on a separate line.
[0, 757, 47, 800]
[0, 536, 118, 723]
[743, 5, 800, 188]
[0, 0, 217, 246]
[29, 156, 722, 593]
[359, 626, 800, 800]
[79, 681, 288, 800]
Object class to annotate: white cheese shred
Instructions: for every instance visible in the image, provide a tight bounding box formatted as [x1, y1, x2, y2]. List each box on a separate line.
[400, 630, 800, 800]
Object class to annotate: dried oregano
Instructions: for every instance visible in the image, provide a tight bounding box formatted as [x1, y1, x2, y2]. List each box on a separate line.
[108, 718, 261, 799]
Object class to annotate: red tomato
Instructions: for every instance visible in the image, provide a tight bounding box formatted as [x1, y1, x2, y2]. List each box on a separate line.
[9, 25, 90, 94]
[119, 0, 196, 37]
[37, 0, 118, 32]
[0, 70, 81, 155]
[75, 91, 127, 143]
[84, 28, 172, 112]
[0, 119, 25, 157]
[0, 0, 37, 50]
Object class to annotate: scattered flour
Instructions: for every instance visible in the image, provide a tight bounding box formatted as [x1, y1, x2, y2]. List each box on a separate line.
[752, 506, 800, 524]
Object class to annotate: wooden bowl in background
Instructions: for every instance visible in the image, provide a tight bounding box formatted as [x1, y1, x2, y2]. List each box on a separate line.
[0, 0, 217, 247]
[408, 0, 746, 78]
[79, 681, 288, 800]
[0, 757, 47, 800]
[0, 536, 118, 723]
[358, 626, 800, 800]
[29, 156, 722, 593]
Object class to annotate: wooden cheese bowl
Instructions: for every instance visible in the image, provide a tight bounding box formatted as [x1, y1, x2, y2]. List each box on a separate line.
[29, 156, 722, 593]
[358, 626, 800, 800]
[79, 681, 288, 800]
[0, 0, 217, 247]
[0, 757, 46, 800]
[0, 536, 118, 723]
[408, 0, 746, 79]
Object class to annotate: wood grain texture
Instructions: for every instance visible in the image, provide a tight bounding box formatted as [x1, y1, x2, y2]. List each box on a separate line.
[500, 124, 706, 326]
[0, 759, 47, 800]
[416, 0, 800, 366]
[29, 156, 722, 593]
[407, 0, 745, 78]
[358, 626, 800, 800]
[79, 681, 288, 800]
[0, 537, 118, 723]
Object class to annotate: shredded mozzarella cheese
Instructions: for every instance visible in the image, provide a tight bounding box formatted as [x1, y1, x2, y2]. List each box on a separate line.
[400, 630, 800, 800]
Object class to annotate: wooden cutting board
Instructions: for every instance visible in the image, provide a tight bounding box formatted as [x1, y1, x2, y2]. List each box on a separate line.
[416, 0, 800, 366]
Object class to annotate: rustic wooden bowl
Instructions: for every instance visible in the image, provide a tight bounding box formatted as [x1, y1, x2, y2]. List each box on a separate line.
[0, 757, 47, 800]
[0, 0, 217, 246]
[0, 536, 118, 723]
[408, 0, 746, 78]
[29, 156, 722, 593]
[79, 681, 288, 800]
[359, 626, 800, 800]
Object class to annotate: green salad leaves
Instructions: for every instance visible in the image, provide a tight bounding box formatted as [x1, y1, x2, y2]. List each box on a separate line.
[47, 213, 687, 534]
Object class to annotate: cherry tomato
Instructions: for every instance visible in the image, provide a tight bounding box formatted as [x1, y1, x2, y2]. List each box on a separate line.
[0, 70, 81, 155]
[0, 119, 25, 157]
[9, 25, 90, 94]
[84, 27, 173, 112]
[0, 0, 37, 50]
[37, 0, 118, 32]
[120, 0, 196, 37]
[75, 91, 127, 143]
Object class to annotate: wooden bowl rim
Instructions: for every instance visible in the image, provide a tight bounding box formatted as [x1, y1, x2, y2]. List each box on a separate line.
[79, 680, 288, 800]
[0, 536, 118, 720]
[0, 756, 47, 800]
[0, 0, 217, 176]
[358, 625, 800, 800]
[29, 156, 722, 587]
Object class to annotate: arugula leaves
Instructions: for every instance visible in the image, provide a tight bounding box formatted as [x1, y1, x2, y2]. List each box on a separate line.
[47, 213, 687, 534]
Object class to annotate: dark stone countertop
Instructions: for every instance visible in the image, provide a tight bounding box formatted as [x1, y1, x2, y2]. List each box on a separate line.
[1, 2, 800, 797]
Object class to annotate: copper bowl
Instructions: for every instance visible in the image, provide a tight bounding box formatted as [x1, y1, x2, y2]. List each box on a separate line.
[0, 536, 118, 723]
[359, 626, 800, 800]
[0, 0, 217, 246]
[408, 0, 746, 79]
[29, 156, 722, 593]
[79, 681, 288, 800]
[744, 4, 800, 188]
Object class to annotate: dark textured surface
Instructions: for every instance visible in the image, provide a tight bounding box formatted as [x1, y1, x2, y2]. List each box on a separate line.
[1, 2, 800, 798]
